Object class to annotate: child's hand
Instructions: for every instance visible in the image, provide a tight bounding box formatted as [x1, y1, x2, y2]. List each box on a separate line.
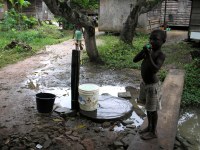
[143, 44, 152, 55]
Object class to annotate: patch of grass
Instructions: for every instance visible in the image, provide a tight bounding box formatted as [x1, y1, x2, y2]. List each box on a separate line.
[0, 24, 72, 68]
[182, 59, 200, 106]
[162, 42, 193, 68]
[96, 34, 148, 69]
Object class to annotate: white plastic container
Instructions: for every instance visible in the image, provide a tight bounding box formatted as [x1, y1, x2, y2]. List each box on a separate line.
[78, 84, 99, 111]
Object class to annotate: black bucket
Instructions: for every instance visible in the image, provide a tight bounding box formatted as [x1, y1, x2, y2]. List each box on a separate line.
[36, 93, 56, 113]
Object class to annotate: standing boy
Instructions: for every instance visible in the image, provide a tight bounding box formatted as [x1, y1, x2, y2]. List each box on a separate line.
[73, 25, 84, 50]
[133, 29, 167, 140]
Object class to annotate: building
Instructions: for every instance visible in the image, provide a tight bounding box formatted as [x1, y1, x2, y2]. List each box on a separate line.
[99, 0, 162, 33]
[98, 0, 194, 32]
[188, 0, 200, 40]
[160, 0, 192, 27]
[0, 0, 54, 20]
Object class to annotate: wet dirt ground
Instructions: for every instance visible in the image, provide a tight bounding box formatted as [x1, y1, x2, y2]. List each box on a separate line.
[0, 30, 190, 150]
[0, 38, 142, 150]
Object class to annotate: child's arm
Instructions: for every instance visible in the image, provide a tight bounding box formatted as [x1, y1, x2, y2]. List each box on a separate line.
[133, 48, 146, 63]
[147, 52, 165, 71]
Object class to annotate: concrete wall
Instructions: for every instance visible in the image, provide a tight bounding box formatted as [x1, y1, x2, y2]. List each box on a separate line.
[99, 0, 137, 32]
[99, 0, 161, 33]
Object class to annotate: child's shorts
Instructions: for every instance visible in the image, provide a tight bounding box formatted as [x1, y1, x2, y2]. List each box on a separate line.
[138, 81, 162, 111]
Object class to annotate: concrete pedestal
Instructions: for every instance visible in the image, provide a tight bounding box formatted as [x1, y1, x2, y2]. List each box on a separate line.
[79, 95, 133, 122]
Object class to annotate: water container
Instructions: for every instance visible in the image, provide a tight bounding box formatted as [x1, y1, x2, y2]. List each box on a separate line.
[78, 84, 99, 111]
[36, 93, 56, 113]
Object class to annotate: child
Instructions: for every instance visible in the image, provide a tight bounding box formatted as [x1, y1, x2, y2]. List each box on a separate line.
[133, 29, 167, 140]
[73, 25, 84, 50]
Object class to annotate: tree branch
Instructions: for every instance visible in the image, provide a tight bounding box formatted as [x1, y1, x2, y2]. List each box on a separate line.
[140, 0, 165, 14]
[43, 0, 94, 28]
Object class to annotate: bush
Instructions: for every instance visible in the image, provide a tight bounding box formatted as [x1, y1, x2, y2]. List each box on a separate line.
[182, 59, 200, 106]
[1, 9, 37, 31]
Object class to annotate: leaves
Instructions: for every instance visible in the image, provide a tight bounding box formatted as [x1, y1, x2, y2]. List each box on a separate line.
[71, 0, 98, 9]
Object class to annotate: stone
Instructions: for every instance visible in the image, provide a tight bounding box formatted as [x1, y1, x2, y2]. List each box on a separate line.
[102, 122, 111, 128]
[81, 139, 95, 150]
[43, 139, 52, 148]
[113, 141, 124, 148]
[71, 143, 84, 150]
[126, 125, 136, 129]
[118, 91, 131, 98]
[122, 120, 134, 125]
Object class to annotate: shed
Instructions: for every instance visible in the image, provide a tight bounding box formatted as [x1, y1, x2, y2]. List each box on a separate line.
[0, 0, 54, 20]
[99, 0, 161, 33]
[160, 0, 192, 27]
[188, 0, 200, 40]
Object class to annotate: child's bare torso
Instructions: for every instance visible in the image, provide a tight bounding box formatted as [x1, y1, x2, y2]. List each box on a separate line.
[141, 50, 162, 84]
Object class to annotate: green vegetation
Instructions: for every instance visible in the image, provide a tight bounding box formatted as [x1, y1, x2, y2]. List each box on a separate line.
[1, 0, 36, 31]
[95, 34, 149, 69]
[0, 24, 72, 68]
[1, 8, 38, 31]
[94, 34, 200, 107]
[182, 59, 200, 106]
[71, 0, 98, 10]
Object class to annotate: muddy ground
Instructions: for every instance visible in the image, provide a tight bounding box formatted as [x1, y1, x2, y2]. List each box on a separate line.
[0, 31, 187, 150]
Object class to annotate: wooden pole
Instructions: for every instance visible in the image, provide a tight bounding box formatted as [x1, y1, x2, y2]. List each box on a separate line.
[71, 50, 80, 110]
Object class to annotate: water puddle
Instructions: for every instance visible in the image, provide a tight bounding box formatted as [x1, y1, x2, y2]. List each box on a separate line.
[178, 108, 200, 149]
[24, 77, 144, 129]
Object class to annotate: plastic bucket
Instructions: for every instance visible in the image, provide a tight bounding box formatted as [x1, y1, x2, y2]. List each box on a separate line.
[36, 93, 56, 113]
[78, 84, 99, 111]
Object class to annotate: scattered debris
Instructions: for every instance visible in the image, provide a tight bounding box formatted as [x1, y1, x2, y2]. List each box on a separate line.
[4, 40, 32, 51]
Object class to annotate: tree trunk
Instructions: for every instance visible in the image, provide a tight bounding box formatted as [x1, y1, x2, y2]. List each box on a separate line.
[42, 0, 101, 63]
[120, 0, 165, 45]
[84, 26, 101, 62]
[120, 5, 141, 45]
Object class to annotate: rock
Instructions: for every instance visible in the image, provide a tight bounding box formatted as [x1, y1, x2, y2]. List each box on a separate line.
[81, 139, 95, 150]
[174, 140, 181, 147]
[126, 124, 136, 129]
[54, 107, 72, 113]
[44, 134, 50, 141]
[113, 141, 124, 148]
[36, 144, 43, 149]
[66, 135, 80, 141]
[182, 141, 191, 148]
[121, 134, 135, 147]
[118, 91, 131, 98]
[43, 139, 52, 148]
[1, 146, 9, 150]
[72, 131, 78, 137]
[71, 143, 84, 150]
[65, 130, 73, 135]
[93, 127, 101, 133]
[102, 122, 111, 128]
[122, 120, 134, 125]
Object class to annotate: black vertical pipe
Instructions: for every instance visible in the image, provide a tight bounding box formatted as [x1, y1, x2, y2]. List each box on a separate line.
[164, 0, 167, 30]
[71, 50, 80, 110]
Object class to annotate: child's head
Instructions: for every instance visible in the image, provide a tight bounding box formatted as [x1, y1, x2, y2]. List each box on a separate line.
[149, 29, 167, 50]
[75, 24, 81, 30]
